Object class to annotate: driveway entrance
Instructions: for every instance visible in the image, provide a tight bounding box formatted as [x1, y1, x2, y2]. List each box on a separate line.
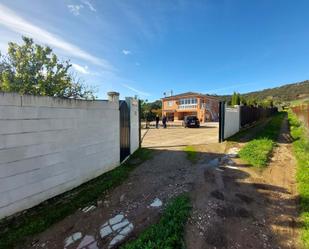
[142, 122, 219, 148]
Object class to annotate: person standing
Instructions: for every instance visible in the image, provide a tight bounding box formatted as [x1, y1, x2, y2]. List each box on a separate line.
[155, 115, 160, 128]
[162, 115, 167, 128]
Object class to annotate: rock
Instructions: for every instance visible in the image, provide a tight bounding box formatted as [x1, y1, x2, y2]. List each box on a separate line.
[225, 165, 238, 170]
[97, 200, 103, 206]
[150, 198, 162, 207]
[112, 219, 129, 231]
[120, 194, 125, 202]
[100, 225, 113, 239]
[64, 232, 82, 247]
[82, 205, 96, 213]
[109, 214, 124, 225]
[227, 147, 239, 158]
[109, 234, 125, 248]
[104, 200, 110, 207]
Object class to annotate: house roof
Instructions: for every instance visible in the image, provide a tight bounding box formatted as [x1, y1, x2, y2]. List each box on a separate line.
[161, 92, 219, 100]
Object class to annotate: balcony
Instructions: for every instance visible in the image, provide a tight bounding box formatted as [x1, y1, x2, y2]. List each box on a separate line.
[178, 104, 197, 109]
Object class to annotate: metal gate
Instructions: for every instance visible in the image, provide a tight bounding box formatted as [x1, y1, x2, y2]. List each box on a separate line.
[120, 101, 130, 162]
[218, 101, 225, 143]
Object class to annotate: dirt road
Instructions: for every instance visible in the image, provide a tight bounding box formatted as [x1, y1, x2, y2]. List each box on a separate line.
[185, 116, 300, 249]
[21, 121, 300, 249]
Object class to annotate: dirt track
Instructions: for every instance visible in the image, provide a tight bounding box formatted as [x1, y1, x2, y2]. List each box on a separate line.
[21, 120, 300, 249]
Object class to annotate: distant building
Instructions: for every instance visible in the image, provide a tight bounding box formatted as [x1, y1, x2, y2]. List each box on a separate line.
[161, 92, 219, 122]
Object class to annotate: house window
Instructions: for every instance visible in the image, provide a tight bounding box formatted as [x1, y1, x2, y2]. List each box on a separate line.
[168, 101, 173, 107]
[178, 98, 198, 109]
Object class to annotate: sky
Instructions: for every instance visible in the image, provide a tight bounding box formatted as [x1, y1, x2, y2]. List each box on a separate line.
[1, 0, 309, 101]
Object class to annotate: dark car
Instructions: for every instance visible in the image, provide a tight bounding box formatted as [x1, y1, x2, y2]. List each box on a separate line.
[183, 116, 200, 128]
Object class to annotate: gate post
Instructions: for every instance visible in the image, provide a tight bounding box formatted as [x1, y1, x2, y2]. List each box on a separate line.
[138, 99, 142, 148]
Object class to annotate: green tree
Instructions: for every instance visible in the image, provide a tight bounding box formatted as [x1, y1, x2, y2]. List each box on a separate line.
[0, 36, 95, 99]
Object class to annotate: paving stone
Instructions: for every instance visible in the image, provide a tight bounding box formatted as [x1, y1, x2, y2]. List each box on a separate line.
[119, 223, 134, 236]
[77, 235, 95, 249]
[150, 198, 162, 207]
[88, 242, 99, 249]
[64, 232, 82, 247]
[112, 219, 129, 231]
[100, 225, 113, 238]
[109, 214, 124, 225]
[109, 234, 125, 248]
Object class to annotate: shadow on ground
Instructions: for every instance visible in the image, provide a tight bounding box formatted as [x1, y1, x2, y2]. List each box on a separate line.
[15, 138, 301, 249]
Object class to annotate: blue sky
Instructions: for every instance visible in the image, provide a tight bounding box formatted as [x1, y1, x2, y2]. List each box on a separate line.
[1, 0, 309, 101]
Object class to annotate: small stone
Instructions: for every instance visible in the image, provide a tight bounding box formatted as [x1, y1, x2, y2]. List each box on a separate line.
[112, 219, 130, 231]
[109, 234, 125, 248]
[120, 194, 125, 202]
[109, 214, 124, 225]
[100, 225, 113, 238]
[119, 223, 134, 236]
[225, 165, 238, 170]
[150, 198, 162, 207]
[82, 205, 96, 213]
[97, 200, 103, 206]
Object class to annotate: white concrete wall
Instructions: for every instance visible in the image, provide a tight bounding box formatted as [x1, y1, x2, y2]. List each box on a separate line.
[126, 97, 139, 154]
[0, 93, 121, 219]
[224, 105, 240, 139]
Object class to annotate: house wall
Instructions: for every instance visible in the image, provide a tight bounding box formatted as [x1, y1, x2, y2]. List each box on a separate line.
[0, 93, 139, 219]
[224, 105, 241, 139]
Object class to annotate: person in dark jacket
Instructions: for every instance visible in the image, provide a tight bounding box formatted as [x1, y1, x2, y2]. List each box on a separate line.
[162, 115, 167, 128]
[155, 115, 160, 128]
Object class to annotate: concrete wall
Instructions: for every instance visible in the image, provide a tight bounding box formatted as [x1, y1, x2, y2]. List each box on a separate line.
[126, 97, 139, 154]
[0, 93, 123, 219]
[224, 105, 240, 139]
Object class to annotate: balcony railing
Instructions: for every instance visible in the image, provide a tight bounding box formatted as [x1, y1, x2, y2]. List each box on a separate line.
[178, 104, 197, 109]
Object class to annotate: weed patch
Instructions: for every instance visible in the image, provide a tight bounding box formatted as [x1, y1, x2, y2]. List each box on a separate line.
[122, 194, 191, 249]
[288, 111, 309, 247]
[0, 148, 152, 249]
[238, 112, 285, 167]
[184, 146, 198, 163]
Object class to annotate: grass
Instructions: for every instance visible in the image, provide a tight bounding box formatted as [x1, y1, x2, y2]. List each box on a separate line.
[238, 112, 285, 168]
[121, 194, 191, 249]
[288, 111, 309, 247]
[184, 146, 198, 163]
[0, 148, 152, 249]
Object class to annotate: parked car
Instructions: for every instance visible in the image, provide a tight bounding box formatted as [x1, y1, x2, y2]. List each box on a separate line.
[183, 116, 200, 128]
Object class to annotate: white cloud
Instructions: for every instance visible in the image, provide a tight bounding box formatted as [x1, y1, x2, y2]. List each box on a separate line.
[72, 63, 90, 74]
[121, 83, 150, 96]
[122, 49, 131, 55]
[67, 5, 84, 16]
[0, 3, 113, 69]
[82, 0, 97, 12]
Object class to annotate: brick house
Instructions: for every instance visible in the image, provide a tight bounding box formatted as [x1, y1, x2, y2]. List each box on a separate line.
[162, 92, 219, 122]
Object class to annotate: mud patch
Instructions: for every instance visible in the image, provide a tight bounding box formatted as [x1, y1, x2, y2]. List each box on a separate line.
[204, 222, 227, 247]
[216, 205, 251, 218]
[210, 190, 225, 200]
[235, 193, 254, 204]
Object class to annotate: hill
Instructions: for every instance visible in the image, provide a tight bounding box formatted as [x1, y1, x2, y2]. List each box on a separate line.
[242, 80, 309, 102]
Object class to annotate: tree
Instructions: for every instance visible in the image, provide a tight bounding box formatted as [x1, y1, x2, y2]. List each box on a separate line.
[0, 36, 95, 99]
